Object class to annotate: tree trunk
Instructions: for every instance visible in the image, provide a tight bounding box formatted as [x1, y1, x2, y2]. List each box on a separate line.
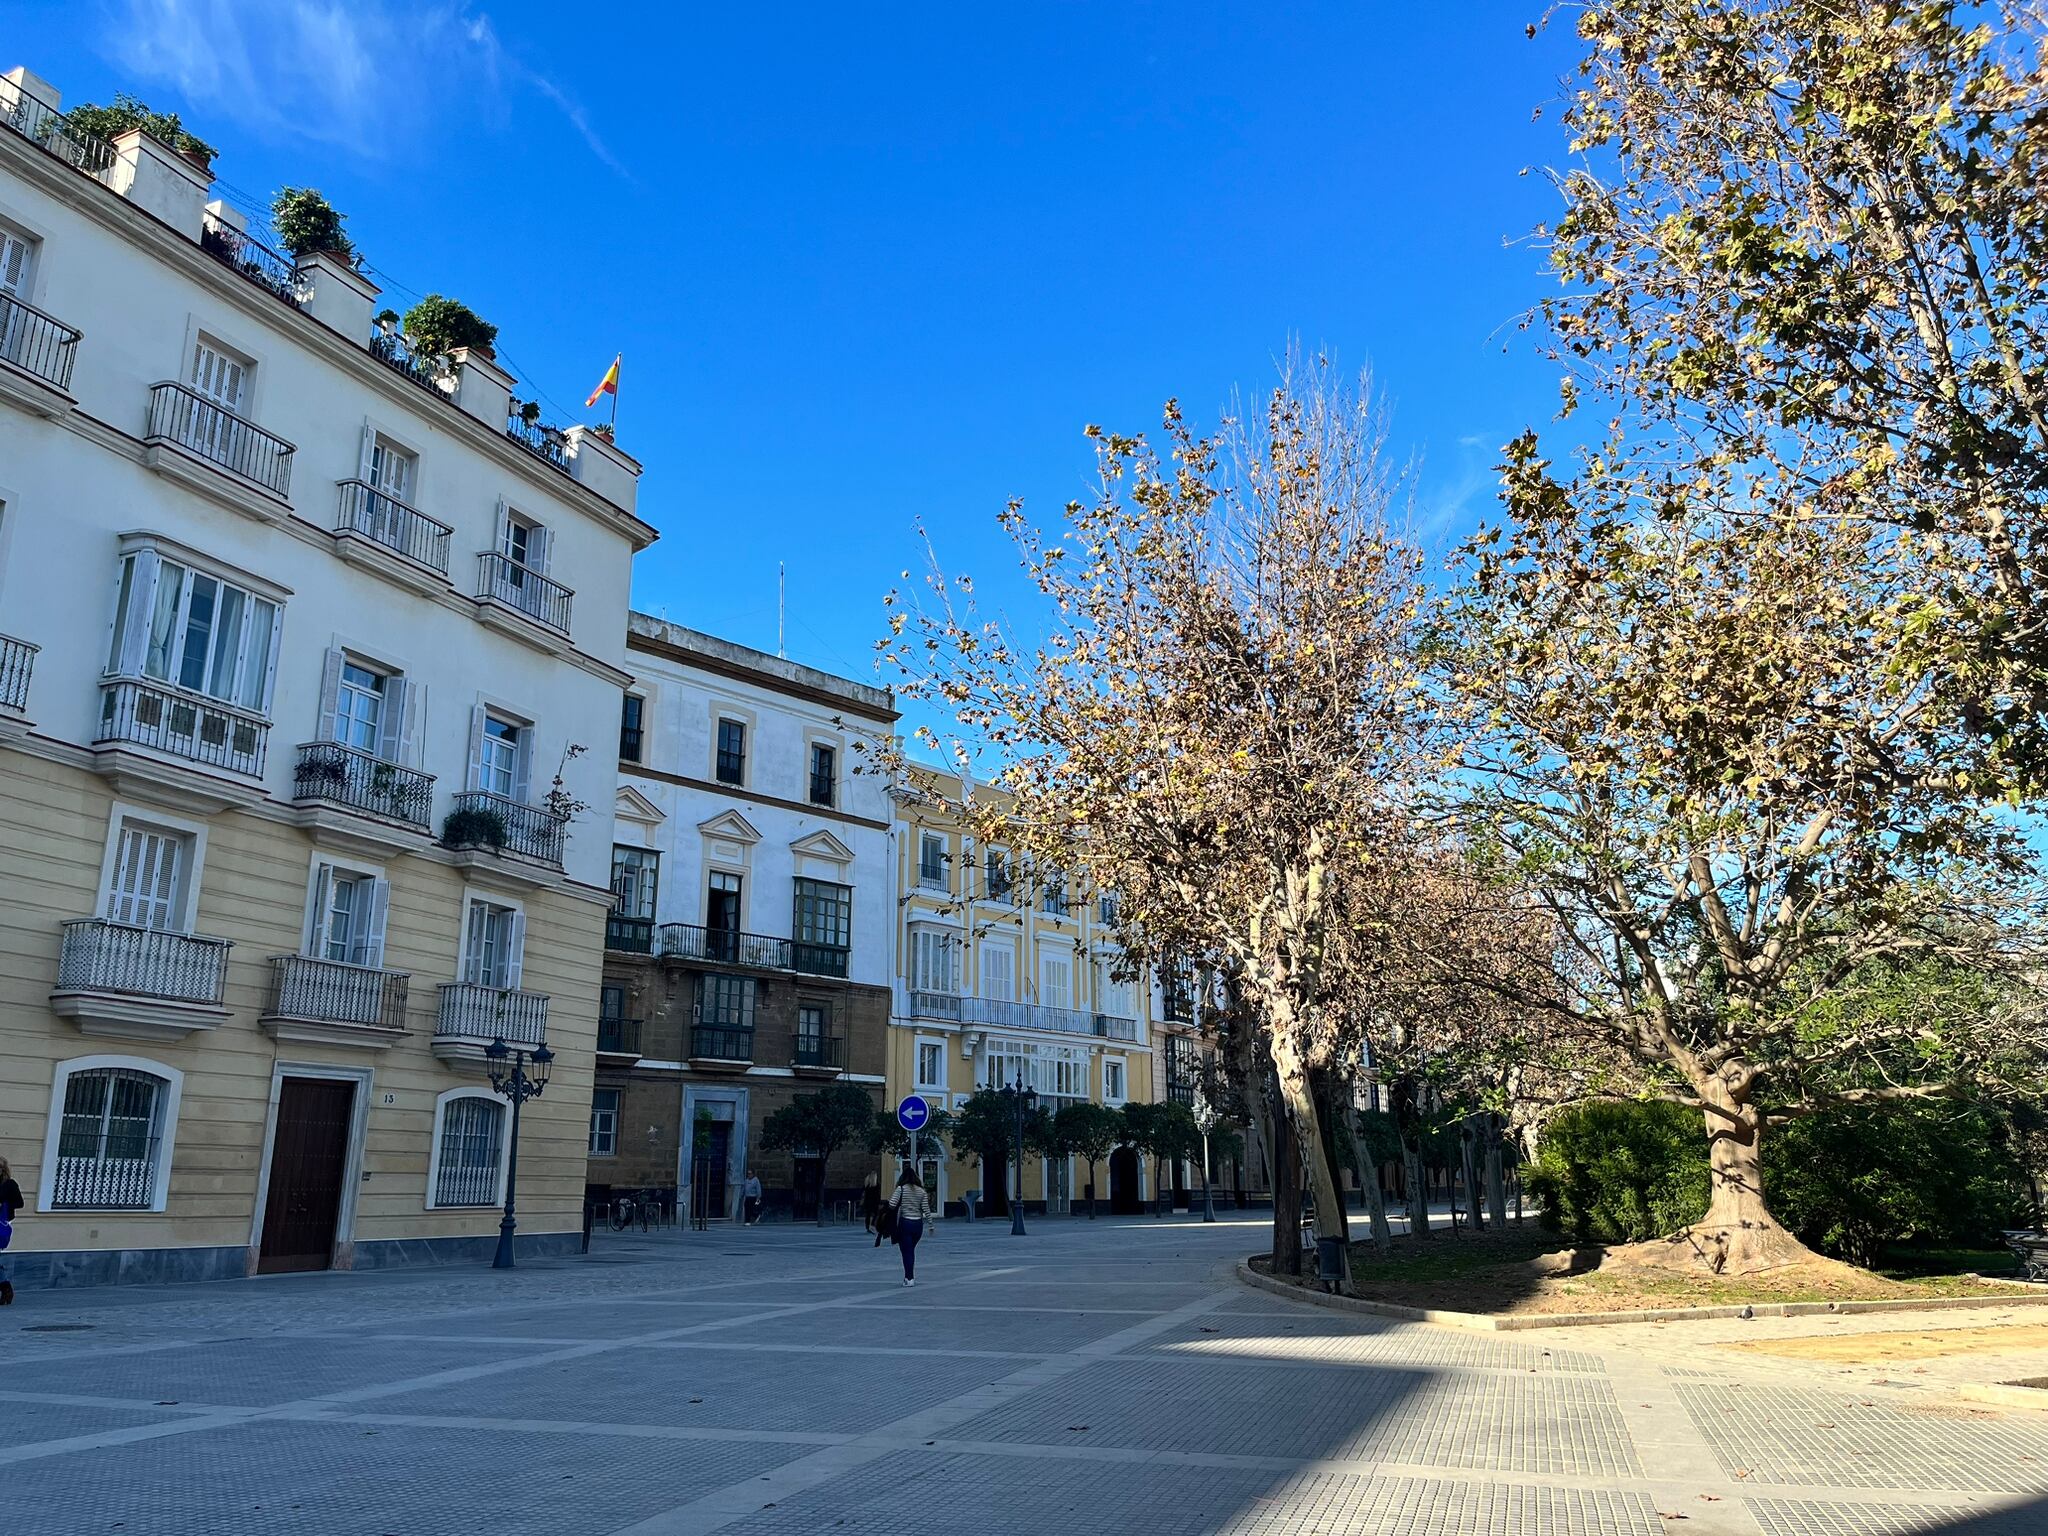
[1403, 1142, 1430, 1237]
[1343, 1095, 1393, 1255]
[1088, 1159, 1099, 1219]
[1460, 1118, 1485, 1232]
[1484, 1116, 1508, 1229]
[1271, 1101, 1303, 1274]
[1268, 1029, 1350, 1291]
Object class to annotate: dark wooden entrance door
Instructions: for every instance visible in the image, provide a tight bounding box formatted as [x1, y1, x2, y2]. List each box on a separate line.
[694, 1122, 733, 1220]
[982, 1149, 1009, 1216]
[258, 1078, 354, 1274]
[792, 1155, 822, 1221]
[1109, 1147, 1140, 1215]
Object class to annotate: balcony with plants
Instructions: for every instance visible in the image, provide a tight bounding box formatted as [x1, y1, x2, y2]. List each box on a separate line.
[291, 741, 435, 835]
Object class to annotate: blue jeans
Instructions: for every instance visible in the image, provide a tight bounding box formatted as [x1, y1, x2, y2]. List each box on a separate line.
[896, 1218, 923, 1279]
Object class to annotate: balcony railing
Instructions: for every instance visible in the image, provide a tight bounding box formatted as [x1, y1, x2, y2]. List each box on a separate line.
[959, 996, 1100, 1038]
[265, 954, 408, 1032]
[1, 633, 36, 711]
[447, 789, 567, 867]
[335, 480, 452, 574]
[435, 982, 548, 1047]
[598, 1015, 643, 1056]
[147, 381, 296, 499]
[476, 551, 572, 635]
[0, 290, 81, 391]
[910, 990, 962, 1021]
[658, 922, 792, 970]
[794, 1034, 844, 1070]
[690, 1024, 754, 1062]
[606, 912, 654, 953]
[368, 331, 454, 397]
[792, 941, 850, 979]
[1095, 1013, 1139, 1042]
[56, 920, 231, 1005]
[293, 741, 434, 830]
[0, 79, 117, 183]
[199, 211, 307, 308]
[504, 405, 570, 470]
[98, 678, 269, 777]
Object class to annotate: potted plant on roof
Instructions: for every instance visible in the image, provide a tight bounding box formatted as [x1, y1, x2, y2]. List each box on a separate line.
[66, 93, 215, 173]
[402, 295, 499, 362]
[270, 187, 359, 267]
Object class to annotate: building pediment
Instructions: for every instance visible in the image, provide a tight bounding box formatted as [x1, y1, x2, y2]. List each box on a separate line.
[697, 808, 762, 845]
[789, 829, 854, 865]
[615, 785, 665, 828]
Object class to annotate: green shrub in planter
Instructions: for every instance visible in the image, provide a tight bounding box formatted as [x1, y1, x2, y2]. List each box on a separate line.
[66, 94, 215, 168]
[442, 805, 508, 850]
[271, 187, 357, 262]
[403, 295, 498, 358]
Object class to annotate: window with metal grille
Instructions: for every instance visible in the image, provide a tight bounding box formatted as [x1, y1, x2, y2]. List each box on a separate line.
[619, 695, 644, 763]
[715, 718, 745, 784]
[807, 742, 835, 806]
[433, 1095, 505, 1207]
[588, 1088, 619, 1157]
[53, 1066, 166, 1209]
[984, 849, 1012, 904]
[792, 878, 851, 950]
[918, 832, 947, 887]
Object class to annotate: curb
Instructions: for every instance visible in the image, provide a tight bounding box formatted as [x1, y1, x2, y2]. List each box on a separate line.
[1957, 1381, 2048, 1414]
[1235, 1258, 2048, 1332]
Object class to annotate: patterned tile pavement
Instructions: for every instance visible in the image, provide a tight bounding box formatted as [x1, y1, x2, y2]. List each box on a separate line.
[0, 1215, 2042, 1535]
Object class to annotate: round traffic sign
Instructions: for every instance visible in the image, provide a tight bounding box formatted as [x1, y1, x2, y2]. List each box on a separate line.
[896, 1094, 930, 1132]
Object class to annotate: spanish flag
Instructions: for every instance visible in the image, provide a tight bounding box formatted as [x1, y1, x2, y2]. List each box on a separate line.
[584, 354, 620, 409]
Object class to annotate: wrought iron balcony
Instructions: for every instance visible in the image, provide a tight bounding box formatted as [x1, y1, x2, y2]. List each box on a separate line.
[606, 912, 654, 953]
[435, 982, 548, 1048]
[98, 678, 269, 777]
[793, 1033, 844, 1071]
[690, 1024, 754, 1063]
[0, 290, 81, 392]
[504, 405, 570, 470]
[792, 941, 849, 979]
[1, 633, 36, 711]
[1095, 1013, 1139, 1042]
[146, 381, 296, 499]
[446, 789, 567, 868]
[597, 1015, 643, 1057]
[335, 480, 452, 574]
[293, 741, 434, 831]
[475, 551, 571, 635]
[199, 211, 307, 308]
[959, 996, 1099, 1038]
[264, 954, 408, 1033]
[910, 989, 962, 1021]
[658, 922, 791, 970]
[0, 79, 117, 183]
[56, 919, 231, 1006]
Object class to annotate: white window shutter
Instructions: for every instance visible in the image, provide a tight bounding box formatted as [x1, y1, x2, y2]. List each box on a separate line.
[512, 729, 533, 802]
[465, 706, 486, 791]
[308, 863, 334, 957]
[377, 675, 408, 763]
[505, 909, 526, 991]
[526, 523, 550, 574]
[316, 648, 344, 744]
[357, 424, 377, 483]
[463, 900, 486, 983]
[401, 680, 424, 767]
[359, 877, 390, 968]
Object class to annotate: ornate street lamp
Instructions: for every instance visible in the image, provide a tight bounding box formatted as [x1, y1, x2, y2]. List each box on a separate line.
[484, 1035, 554, 1270]
[1192, 1084, 1218, 1224]
[1001, 1074, 1038, 1236]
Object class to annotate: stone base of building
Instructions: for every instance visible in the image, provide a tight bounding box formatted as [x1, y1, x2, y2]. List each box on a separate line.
[3, 1229, 584, 1290]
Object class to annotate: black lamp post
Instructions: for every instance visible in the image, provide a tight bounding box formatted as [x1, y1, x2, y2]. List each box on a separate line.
[484, 1035, 553, 1270]
[1193, 1086, 1218, 1224]
[1001, 1074, 1038, 1236]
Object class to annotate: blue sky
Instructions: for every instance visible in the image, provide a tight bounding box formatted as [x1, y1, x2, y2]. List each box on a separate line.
[15, 2, 1581, 691]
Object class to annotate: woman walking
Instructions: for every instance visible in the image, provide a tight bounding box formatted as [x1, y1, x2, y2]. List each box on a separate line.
[886, 1166, 932, 1286]
[860, 1171, 881, 1235]
[0, 1154, 23, 1306]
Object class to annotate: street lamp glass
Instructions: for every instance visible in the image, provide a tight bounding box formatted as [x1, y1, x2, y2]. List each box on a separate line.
[531, 1042, 554, 1089]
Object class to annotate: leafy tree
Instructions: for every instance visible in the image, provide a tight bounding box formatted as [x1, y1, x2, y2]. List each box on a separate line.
[759, 1083, 877, 1227]
[402, 294, 499, 358]
[67, 94, 214, 167]
[881, 358, 1438, 1289]
[1528, 1102, 1709, 1246]
[1054, 1102, 1123, 1218]
[271, 187, 356, 262]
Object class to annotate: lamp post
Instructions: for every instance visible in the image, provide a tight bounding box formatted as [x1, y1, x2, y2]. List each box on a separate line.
[1192, 1086, 1218, 1224]
[484, 1035, 553, 1270]
[1001, 1074, 1038, 1236]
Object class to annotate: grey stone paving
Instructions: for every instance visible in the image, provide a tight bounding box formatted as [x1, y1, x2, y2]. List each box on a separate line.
[1, 1215, 2043, 1534]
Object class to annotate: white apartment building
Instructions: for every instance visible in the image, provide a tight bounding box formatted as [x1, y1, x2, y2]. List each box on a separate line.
[0, 66, 656, 1285]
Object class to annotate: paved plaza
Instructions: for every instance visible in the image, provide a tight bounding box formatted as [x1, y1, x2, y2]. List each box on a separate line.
[3, 1216, 2046, 1534]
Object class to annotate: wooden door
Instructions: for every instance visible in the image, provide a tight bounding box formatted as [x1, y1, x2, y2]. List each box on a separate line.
[982, 1148, 1009, 1216]
[1109, 1147, 1140, 1215]
[259, 1078, 354, 1274]
[693, 1122, 732, 1220]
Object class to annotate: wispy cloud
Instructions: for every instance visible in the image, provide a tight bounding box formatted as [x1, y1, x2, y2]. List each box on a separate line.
[1415, 430, 1507, 548]
[103, 0, 628, 175]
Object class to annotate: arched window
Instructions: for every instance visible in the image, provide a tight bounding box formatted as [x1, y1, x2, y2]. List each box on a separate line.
[42, 1057, 183, 1211]
[427, 1089, 507, 1209]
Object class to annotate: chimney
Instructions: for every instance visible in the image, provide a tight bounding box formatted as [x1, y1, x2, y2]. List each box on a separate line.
[299, 252, 379, 342]
[563, 426, 642, 516]
[105, 127, 209, 240]
[450, 347, 514, 431]
[0, 66, 61, 117]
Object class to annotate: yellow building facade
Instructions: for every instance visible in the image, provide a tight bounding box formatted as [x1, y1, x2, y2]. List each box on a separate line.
[887, 767, 1160, 1215]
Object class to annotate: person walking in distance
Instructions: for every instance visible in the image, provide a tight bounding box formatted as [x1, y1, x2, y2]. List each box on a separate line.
[860, 1170, 881, 1235]
[887, 1166, 932, 1286]
[0, 1155, 23, 1305]
[742, 1169, 763, 1226]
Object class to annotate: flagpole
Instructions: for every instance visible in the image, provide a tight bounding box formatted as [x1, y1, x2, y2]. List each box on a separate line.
[609, 355, 620, 432]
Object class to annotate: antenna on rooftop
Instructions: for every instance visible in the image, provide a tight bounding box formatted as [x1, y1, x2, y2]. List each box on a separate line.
[778, 562, 786, 659]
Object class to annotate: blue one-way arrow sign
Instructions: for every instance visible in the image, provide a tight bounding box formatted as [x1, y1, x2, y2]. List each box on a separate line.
[896, 1095, 931, 1133]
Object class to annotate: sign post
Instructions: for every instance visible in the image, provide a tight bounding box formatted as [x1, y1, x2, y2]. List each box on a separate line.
[896, 1094, 929, 1177]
